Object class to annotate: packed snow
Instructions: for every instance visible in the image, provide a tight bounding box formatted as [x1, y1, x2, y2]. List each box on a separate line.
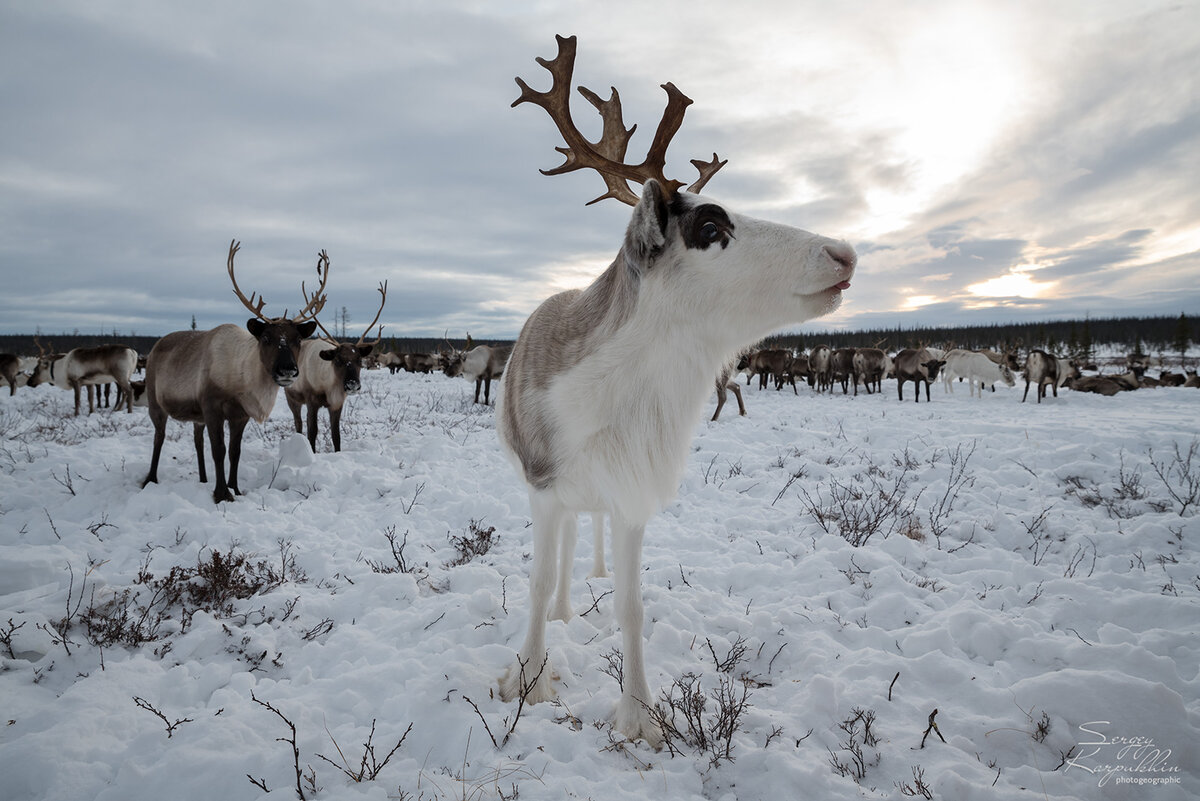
[1, 366, 1197, 801]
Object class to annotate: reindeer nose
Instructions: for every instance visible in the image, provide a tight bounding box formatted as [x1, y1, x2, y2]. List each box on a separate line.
[345, 379, 361, 393]
[275, 367, 300, 386]
[823, 242, 857, 272]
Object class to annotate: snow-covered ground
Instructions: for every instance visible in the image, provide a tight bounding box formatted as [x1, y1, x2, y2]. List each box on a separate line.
[1, 368, 1197, 801]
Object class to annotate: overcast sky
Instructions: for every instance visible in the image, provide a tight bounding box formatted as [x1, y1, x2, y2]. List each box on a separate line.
[2, 0, 1198, 340]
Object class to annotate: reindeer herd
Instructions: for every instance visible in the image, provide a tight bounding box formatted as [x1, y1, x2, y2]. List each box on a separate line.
[1, 34, 1196, 747]
[735, 342, 1198, 408]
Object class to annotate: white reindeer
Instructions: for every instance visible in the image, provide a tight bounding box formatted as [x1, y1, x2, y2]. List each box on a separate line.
[496, 35, 856, 744]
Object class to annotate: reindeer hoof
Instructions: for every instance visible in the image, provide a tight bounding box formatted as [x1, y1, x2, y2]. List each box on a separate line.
[614, 698, 663, 748]
[499, 658, 557, 705]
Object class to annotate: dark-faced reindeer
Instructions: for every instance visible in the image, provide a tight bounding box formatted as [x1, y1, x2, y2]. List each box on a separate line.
[142, 241, 326, 503]
[443, 335, 511, 405]
[497, 35, 856, 745]
[285, 280, 387, 452]
[27, 344, 138, 415]
[894, 348, 945, 402]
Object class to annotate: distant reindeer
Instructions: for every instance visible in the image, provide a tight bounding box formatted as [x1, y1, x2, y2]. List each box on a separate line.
[285, 280, 387, 452]
[1022, 349, 1059, 403]
[443, 335, 511, 405]
[0, 353, 38, 396]
[496, 35, 855, 744]
[893, 348, 945, 403]
[142, 241, 326, 503]
[27, 344, 138, 415]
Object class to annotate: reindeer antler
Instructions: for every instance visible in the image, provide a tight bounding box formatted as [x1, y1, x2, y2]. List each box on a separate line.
[514, 34, 725, 206]
[227, 240, 269, 321]
[228, 240, 330, 323]
[355, 281, 388, 348]
[294, 250, 330, 323]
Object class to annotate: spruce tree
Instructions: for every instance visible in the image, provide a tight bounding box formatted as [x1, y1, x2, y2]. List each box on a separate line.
[1173, 313, 1191, 367]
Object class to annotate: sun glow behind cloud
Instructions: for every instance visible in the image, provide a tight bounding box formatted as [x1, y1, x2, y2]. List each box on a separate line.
[967, 270, 1057, 301]
[836, 6, 1029, 239]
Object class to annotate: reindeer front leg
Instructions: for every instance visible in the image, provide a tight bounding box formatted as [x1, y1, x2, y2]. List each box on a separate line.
[611, 518, 661, 746]
[193, 423, 207, 483]
[328, 406, 343, 452]
[549, 514, 577, 621]
[227, 417, 249, 496]
[588, 513, 608, 578]
[501, 491, 564, 705]
[306, 404, 320, 452]
[204, 413, 234, 504]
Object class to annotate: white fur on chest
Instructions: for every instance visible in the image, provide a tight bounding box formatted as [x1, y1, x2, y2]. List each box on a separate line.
[542, 312, 723, 522]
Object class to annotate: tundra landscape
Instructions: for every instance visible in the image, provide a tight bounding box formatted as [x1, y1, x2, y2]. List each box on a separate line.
[2, 5, 1199, 801]
[0, 361, 1197, 801]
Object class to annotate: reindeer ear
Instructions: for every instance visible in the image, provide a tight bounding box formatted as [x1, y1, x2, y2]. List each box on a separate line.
[246, 318, 266, 337]
[297, 321, 317, 338]
[623, 179, 670, 270]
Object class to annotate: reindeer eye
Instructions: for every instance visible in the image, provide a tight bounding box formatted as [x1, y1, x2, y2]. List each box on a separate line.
[700, 221, 721, 242]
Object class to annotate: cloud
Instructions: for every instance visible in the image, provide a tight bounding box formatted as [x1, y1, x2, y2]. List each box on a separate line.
[1, 1, 1198, 341]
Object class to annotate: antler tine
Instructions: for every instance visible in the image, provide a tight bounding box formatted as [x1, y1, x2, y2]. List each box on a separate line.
[227, 239, 270, 321]
[576, 85, 641, 206]
[294, 249, 331, 323]
[515, 34, 713, 206]
[688, 153, 727, 194]
[307, 307, 340, 345]
[355, 280, 388, 348]
[639, 81, 692, 193]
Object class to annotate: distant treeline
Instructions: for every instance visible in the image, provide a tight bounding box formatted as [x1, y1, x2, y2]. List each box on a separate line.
[1, 314, 1193, 362]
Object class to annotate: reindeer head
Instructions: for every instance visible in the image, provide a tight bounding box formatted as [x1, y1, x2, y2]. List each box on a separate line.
[441, 333, 469, 378]
[514, 36, 855, 345]
[308, 278, 387, 395]
[227, 240, 325, 387]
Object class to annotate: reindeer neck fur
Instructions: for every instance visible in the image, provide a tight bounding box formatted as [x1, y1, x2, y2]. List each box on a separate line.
[556, 270, 738, 521]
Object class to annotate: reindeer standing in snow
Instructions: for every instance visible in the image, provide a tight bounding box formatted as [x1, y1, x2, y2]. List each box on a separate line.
[496, 35, 856, 744]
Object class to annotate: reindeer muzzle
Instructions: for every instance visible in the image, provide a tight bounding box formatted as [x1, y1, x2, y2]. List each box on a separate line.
[344, 378, 361, 394]
[274, 367, 300, 387]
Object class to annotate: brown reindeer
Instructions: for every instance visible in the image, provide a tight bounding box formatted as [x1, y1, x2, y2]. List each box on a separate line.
[751, 348, 796, 393]
[142, 241, 327, 503]
[894, 348, 945, 402]
[830, 347, 857, 395]
[285, 280, 387, 452]
[852, 347, 888, 394]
